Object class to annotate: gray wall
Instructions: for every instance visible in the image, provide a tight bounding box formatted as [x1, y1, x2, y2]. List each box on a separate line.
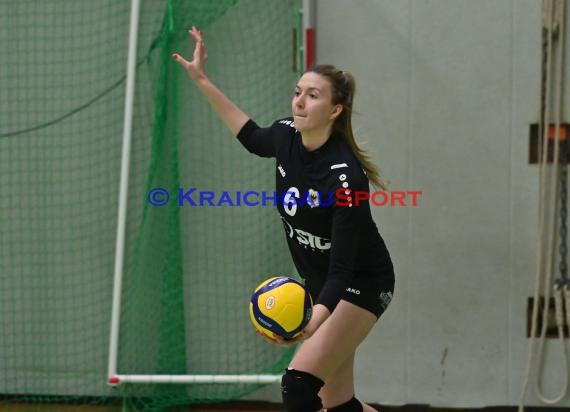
[249, 0, 570, 407]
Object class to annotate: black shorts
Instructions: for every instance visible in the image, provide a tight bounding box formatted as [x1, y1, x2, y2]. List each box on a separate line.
[341, 275, 394, 318]
[306, 274, 395, 319]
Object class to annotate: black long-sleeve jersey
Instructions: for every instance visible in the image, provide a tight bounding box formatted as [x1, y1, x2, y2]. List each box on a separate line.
[237, 117, 393, 313]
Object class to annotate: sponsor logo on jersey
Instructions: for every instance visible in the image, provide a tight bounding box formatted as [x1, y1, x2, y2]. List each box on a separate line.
[307, 188, 319, 208]
[278, 164, 286, 177]
[281, 217, 331, 252]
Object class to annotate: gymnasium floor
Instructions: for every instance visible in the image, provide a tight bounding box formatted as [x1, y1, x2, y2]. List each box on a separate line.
[0, 403, 561, 412]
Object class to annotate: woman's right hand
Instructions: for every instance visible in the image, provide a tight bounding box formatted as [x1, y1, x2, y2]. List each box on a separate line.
[172, 26, 208, 81]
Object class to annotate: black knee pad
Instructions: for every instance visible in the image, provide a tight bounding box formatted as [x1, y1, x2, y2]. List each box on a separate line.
[281, 368, 325, 412]
[327, 396, 363, 412]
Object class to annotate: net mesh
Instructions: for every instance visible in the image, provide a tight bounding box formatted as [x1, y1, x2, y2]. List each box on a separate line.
[0, 0, 301, 410]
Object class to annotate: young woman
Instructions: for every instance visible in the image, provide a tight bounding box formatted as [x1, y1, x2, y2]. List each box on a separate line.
[173, 26, 395, 412]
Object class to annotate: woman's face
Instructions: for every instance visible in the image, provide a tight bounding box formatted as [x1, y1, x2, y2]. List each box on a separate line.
[292, 72, 341, 133]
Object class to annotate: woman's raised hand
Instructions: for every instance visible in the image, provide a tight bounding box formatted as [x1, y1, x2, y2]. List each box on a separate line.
[171, 26, 249, 135]
[172, 26, 208, 80]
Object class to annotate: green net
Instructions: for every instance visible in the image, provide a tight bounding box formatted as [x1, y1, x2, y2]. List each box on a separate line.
[0, 0, 302, 410]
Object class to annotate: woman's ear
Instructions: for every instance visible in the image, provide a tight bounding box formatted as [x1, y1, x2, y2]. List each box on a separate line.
[329, 104, 343, 121]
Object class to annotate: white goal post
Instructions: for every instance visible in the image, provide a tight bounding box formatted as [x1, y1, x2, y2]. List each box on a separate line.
[107, 0, 313, 387]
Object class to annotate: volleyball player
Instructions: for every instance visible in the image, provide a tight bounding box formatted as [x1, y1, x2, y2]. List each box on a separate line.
[173, 26, 395, 412]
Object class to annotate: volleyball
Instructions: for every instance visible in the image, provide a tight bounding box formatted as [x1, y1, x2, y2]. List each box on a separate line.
[249, 276, 313, 340]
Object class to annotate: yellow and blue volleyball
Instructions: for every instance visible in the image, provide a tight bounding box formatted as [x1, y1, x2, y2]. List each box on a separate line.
[249, 276, 313, 340]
